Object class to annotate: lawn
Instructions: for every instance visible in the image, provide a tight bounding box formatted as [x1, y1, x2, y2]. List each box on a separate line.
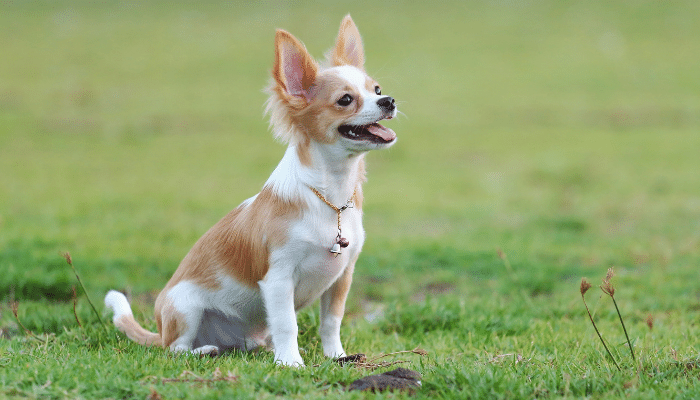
[2, 1, 700, 398]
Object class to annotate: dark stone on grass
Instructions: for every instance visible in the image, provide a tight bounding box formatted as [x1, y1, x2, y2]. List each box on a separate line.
[347, 367, 422, 393]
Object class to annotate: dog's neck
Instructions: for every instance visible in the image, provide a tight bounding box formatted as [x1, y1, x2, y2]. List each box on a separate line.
[266, 142, 365, 207]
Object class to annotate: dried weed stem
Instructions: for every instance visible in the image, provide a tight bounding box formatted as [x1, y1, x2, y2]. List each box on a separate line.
[71, 285, 83, 329]
[580, 278, 621, 371]
[317, 347, 429, 370]
[146, 368, 238, 385]
[601, 267, 636, 363]
[62, 252, 106, 330]
[11, 302, 47, 343]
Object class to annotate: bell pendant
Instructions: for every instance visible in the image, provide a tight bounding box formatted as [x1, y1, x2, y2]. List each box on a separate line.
[330, 242, 341, 255]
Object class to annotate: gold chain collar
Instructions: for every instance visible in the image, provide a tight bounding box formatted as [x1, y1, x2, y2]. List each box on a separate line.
[307, 185, 356, 255]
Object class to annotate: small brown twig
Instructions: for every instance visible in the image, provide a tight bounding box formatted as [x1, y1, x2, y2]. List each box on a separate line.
[62, 252, 106, 330]
[11, 302, 47, 343]
[356, 359, 411, 370]
[146, 368, 238, 385]
[319, 347, 429, 370]
[580, 278, 621, 371]
[367, 347, 429, 363]
[600, 267, 636, 364]
[72, 285, 83, 329]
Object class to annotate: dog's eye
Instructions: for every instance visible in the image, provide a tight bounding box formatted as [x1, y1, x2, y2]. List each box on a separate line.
[337, 94, 353, 107]
[374, 86, 381, 95]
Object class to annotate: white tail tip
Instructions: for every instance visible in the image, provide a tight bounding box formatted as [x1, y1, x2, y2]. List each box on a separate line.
[104, 290, 133, 323]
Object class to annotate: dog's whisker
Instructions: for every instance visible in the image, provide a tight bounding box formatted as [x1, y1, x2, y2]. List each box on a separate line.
[394, 110, 409, 120]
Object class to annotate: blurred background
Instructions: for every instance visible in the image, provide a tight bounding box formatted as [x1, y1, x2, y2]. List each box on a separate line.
[1, 1, 699, 327]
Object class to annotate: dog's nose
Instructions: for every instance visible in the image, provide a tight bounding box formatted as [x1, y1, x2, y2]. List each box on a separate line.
[377, 96, 395, 112]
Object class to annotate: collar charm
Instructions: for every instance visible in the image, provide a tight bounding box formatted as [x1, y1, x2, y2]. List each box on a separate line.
[308, 186, 355, 256]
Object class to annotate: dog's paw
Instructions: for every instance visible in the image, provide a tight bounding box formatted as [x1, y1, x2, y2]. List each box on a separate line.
[274, 351, 304, 367]
[192, 345, 220, 357]
[321, 337, 346, 359]
[323, 346, 346, 359]
[171, 344, 191, 353]
[276, 358, 304, 367]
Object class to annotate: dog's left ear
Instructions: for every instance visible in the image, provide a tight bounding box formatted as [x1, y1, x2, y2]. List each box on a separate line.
[330, 14, 364, 69]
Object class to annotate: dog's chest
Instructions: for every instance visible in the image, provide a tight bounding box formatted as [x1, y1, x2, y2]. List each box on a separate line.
[290, 207, 364, 307]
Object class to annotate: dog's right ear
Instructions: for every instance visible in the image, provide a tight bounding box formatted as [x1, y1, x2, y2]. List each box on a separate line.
[330, 15, 364, 69]
[273, 30, 318, 100]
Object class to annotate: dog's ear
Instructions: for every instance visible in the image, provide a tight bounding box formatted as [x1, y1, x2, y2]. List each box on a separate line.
[273, 29, 319, 100]
[330, 14, 364, 69]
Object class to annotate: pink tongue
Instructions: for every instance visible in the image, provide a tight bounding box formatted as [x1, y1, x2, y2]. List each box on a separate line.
[367, 123, 396, 142]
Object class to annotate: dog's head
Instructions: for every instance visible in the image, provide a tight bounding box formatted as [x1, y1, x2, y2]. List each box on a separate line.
[266, 15, 397, 159]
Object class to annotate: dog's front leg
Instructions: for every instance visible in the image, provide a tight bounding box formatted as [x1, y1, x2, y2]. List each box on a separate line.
[258, 275, 303, 366]
[319, 260, 355, 358]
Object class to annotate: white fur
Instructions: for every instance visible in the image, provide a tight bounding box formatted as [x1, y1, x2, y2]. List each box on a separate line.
[104, 290, 133, 322]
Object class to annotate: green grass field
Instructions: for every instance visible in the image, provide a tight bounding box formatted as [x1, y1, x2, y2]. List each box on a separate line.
[2, 1, 700, 398]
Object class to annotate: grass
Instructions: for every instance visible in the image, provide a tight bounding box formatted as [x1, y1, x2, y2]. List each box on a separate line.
[2, 0, 700, 398]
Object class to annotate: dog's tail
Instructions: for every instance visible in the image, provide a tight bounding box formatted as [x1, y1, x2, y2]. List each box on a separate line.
[104, 290, 161, 346]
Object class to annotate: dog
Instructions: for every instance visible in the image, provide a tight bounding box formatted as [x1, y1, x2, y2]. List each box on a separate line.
[105, 14, 397, 367]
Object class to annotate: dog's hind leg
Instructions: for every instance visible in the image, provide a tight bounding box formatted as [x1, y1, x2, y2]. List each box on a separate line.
[157, 281, 221, 356]
[166, 309, 219, 356]
[159, 297, 217, 355]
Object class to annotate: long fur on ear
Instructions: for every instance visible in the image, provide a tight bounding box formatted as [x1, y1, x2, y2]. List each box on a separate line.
[266, 29, 319, 144]
[273, 29, 319, 99]
[329, 15, 365, 68]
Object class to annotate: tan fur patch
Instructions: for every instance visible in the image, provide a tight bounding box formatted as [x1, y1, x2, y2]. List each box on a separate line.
[353, 158, 366, 209]
[295, 136, 312, 167]
[365, 77, 378, 93]
[164, 186, 303, 290]
[331, 15, 365, 69]
[328, 260, 356, 317]
[155, 297, 186, 348]
[115, 314, 162, 346]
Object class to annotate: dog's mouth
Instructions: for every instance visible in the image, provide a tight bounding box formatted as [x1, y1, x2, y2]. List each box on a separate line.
[338, 122, 396, 144]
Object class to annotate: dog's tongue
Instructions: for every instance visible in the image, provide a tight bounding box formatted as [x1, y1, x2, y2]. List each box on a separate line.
[367, 123, 396, 142]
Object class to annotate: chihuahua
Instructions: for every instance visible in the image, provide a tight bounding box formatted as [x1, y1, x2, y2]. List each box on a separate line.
[105, 15, 397, 366]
